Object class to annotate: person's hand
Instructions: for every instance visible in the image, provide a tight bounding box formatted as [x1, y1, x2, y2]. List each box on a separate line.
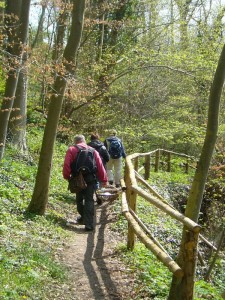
[100, 182, 107, 188]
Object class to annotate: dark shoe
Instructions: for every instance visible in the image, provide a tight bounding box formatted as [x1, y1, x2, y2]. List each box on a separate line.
[96, 197, 102, 205]
[109, 181, 113, 185]
[115, 184, 120, 188]
[75, 216, 84, 225]
[85, 226, 94, 232]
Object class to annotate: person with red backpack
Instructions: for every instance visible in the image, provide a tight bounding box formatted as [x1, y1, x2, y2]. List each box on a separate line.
[63, 134, 107, 231]
[104, 129, 126, 188]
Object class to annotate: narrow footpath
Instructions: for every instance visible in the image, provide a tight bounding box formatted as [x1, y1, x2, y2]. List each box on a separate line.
[55, 198, 136, 300]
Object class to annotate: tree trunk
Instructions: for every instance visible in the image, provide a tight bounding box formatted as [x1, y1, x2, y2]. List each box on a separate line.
[31, 2, 46, 48]
[0, 1, 4, 24]
[0, 0, 30, 160]
[175, 0, 192, 50]
[52, 0, 69, 61]
[168, 44, 225, 300]
[8, 0, 31, 151]
[27, 0, 86, 215]
[8, 54, 28, 152]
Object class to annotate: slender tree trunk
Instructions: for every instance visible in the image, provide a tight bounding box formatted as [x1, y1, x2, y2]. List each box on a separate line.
[168, 44, 225, 300]
[204, 227, 225, 281]
[8, 53, 28, 151]
[0, 0, 30, 159]
[27, 0, 86, 215]
[31, 2, 47, 48]
[175, 0, 192, 50]
[0, 1, 4, 25]
[52, 0, 70, 61]
[8, 0, 31, 151]
[98, 13, 105, 62]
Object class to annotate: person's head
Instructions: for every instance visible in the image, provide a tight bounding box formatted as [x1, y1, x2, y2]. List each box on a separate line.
[110, 129, 117, 136]
[74, 134, 86, 144]
[90, 132, 100, 141]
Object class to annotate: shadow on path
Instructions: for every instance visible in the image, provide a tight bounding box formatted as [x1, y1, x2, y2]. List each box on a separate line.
[83, 201, 121, 299]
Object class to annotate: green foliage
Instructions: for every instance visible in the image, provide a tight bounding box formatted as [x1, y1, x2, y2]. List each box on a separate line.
[118, 243, 171, 299]
[195, 280, 224, 300]
[0, 241, 67, 299]
[0, 131, 73, 299]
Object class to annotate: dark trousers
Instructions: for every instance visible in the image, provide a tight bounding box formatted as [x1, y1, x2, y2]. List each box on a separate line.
[76, 182, 95, 229]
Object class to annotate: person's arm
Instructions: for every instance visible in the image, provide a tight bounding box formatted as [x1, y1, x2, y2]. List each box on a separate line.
[63, 147, 76, 179]
[100, 145, 110, 162]
[121, 141, 126, 158]
[104, 139, 110, 151]
[94, 150, 108, 184]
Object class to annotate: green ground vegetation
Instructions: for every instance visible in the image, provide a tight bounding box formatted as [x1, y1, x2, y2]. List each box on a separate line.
[0, 128, 224, 299]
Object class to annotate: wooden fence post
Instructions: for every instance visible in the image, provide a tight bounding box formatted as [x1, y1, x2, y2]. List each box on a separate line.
[127, 188, 137, 250]
[124, 163, 136, 250]
[134, 156, 139, 171]
[144, 154, 151, 180]
[167, 151, 171, 172]
[155, 149, 160, 172]
[185, 160, 189, 174]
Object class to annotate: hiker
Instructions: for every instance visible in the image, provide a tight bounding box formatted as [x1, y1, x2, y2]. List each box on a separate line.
[104, 129, 126, 188]
[63, 134, 108, 231]
[88, 133, 110, 170]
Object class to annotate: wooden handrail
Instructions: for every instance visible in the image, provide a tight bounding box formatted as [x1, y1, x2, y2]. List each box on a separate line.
[134, 170, 165, 202]
[121, 149, 209, 294]
[131, 185, 201, 233]
[129, 208, 168, 254]
[127, 149, 196, 161]
[121, 191, 184, 278]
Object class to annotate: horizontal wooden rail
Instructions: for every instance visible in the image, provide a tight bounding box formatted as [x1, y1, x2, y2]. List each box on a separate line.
[131, 185, 201, 233]
[199, 234, 217, 251]
[127, 149, 196, 161]
[121, 192, 184, 278]
[129, 208, 168, 254]
[132, 173, 215, 253]
[159, 149, 196, 160]
[135, 170, 165, 202]
[121, 191, 129, 212]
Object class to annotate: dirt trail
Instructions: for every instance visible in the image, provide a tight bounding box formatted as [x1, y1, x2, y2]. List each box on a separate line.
[60, 199, 135, 300]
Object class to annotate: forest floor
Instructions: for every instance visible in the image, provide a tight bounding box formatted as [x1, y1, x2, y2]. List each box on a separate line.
[50, 197, 138, 300]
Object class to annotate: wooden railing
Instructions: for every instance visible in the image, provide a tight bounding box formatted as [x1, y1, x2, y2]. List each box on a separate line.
[121, 149, 200, 279]
[133, 148, 197, 179]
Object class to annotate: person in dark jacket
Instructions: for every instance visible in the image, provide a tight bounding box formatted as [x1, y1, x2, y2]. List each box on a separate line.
[88, 133, 109, 170]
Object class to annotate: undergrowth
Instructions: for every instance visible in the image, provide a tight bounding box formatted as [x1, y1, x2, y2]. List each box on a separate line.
[0, 128, 75, 299]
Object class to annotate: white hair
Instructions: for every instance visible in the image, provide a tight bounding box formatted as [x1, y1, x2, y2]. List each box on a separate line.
[74, 134, 86, 143]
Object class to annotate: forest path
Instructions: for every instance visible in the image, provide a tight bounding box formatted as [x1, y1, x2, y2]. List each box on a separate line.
[59, 199, 135, 300]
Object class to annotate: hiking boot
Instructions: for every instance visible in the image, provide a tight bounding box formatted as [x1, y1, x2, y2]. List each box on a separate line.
[75, 216, 84, 225]
[96, 197, 102, 205]
[85, 226, 94, 232]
